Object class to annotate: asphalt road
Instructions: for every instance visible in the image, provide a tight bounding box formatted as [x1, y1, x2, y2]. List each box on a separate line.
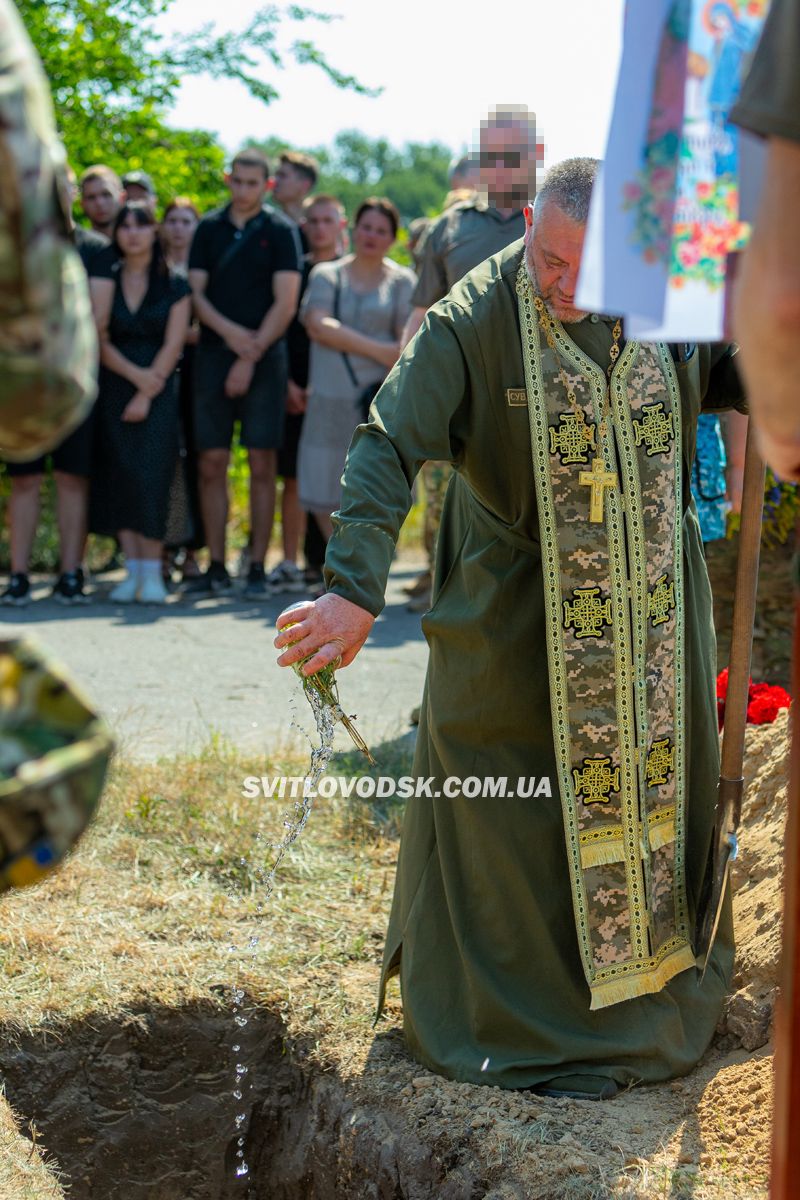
[0, 562, 429, 762]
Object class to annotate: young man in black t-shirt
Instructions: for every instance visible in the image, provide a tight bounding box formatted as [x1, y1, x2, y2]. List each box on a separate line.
[187, 149, 302, 596]
[79, 165, 124, 239]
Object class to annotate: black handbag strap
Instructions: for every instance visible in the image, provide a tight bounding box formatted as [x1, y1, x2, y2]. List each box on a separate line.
[333, 270, 360, 388]
[210, 208, 269, 284]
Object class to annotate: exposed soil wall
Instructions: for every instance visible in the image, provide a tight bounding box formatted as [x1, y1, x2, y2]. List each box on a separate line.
[0, 712, 790, 1198]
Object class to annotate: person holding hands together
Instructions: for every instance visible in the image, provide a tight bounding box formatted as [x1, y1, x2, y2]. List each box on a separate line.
[187, 149, 302, 598]
[89, 202, 191, 603]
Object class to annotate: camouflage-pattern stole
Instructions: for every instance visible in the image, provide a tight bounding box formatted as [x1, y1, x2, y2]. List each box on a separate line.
[516, 266, 694, 1010]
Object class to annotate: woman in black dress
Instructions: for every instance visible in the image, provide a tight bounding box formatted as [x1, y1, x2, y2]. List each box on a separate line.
[90, 203, 191, 604]
[160, 197, 204, 581]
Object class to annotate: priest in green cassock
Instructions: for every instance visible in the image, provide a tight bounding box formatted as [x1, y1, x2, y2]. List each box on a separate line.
[275, 157, 745, 1098]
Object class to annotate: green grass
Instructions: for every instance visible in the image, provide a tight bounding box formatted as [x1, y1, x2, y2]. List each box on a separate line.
[0, 436, 426, 572]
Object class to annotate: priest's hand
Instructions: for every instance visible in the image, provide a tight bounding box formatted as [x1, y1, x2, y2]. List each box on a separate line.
[274, 593, 374, 675]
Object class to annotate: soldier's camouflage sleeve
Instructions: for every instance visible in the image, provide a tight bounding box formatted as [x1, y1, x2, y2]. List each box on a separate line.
[0, 0, 97, 462]
[0, 639, 114, 893]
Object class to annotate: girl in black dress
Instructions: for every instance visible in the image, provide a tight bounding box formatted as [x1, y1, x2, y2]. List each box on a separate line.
[90, 203, 191, 604]
[160, 197, 204, 581]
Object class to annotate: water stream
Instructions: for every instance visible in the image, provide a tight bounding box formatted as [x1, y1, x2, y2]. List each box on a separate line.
[227, 675, 340, 1183]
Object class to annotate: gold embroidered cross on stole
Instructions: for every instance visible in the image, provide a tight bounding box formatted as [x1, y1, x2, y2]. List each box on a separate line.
[578, 457, 619, 523]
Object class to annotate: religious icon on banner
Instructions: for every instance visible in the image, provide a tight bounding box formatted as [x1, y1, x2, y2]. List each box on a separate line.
[623, 0, 690, 274]
[577, 0, 771, 341]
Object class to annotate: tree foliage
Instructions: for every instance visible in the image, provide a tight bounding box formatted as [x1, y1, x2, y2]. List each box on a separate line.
[16, 0, 379, 212]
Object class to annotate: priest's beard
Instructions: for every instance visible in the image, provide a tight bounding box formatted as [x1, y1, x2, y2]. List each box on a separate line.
[524, 240, 589, 325]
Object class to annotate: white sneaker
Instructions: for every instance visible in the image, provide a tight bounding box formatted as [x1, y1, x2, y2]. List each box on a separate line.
[109, 575, 139, 603]
[137, 576, 168, 605]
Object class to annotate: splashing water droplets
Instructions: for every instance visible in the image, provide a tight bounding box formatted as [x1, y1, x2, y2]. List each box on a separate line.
[224, 657, 340, 1184]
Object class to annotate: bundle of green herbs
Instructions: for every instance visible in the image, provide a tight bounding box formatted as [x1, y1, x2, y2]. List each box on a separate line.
[292, 658, 376, 765]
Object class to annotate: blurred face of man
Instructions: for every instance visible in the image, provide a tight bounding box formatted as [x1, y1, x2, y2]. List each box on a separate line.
[479, 122, 537, 210]
[273, 163, 310, 207]
[450, 160, 481, 192]
[524, 200, 589, 324]
[124, 182, 157, 214]
[304, 202, 344, 255]
[227, 164, 268, 215]
[81, 177, 122, 233]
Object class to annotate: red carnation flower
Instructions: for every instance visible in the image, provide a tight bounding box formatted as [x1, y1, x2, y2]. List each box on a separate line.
[717, 672, 791, 728]
[746, 683, 791, 724]
[747, 693, 781, 724]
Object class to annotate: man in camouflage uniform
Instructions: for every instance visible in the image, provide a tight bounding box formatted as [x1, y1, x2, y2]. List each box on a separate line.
[276, 158, 745, 1095]
[402, 106, 540, 612]
[0, 0, 97, 460]
[0, 0, 111, 890]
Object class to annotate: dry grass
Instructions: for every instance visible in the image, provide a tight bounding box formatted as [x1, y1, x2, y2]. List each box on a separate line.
[0, 730, 771, 1199]
[0, 734, 406, 1193]
[0, 737, 404, 1043]
[0, 1089, 65, 1200]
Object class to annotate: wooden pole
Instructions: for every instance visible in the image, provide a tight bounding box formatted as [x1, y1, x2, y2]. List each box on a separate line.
[771, 590, 800, 1200]
[720, 422, 766, 790]
[697, 420, 765, 966]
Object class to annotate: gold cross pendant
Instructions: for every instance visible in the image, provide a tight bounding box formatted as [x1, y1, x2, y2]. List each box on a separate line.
[578, 457, 619, 523]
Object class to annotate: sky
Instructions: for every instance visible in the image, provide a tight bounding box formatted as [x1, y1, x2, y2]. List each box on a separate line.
[159, 0, 626, 166]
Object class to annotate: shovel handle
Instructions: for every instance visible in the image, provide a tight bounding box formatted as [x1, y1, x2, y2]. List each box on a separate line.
[719, 418, 766, 785]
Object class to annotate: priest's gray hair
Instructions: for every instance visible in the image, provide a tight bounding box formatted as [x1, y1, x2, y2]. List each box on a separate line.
[533, 157, 599, 224]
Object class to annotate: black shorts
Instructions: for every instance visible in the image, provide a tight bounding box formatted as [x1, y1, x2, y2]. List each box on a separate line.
[278, 411, 304, 479]
[5, 410, 95, 478]
[193, 343, 288, 452]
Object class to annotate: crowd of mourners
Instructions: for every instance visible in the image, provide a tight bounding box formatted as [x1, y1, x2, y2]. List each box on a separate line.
[1, 112, 739, 611]
[0, 146, 423, 607]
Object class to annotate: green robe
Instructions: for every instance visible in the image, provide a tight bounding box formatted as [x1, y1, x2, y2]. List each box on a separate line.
[324, 239, 743, 1092]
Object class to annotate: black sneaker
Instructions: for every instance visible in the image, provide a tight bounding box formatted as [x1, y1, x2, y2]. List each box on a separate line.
[243, 563, 268, 599]
[265, 559, 306, 594]
[182, 561, 232, 595]
[1, 572, 31, 607]
[52, 570, 89, 605]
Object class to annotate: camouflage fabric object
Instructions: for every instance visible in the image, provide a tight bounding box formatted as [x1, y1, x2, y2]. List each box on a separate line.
[0, 0, 97, 461]
[421, 459, 452, 570]
[0, 639, 113, 892]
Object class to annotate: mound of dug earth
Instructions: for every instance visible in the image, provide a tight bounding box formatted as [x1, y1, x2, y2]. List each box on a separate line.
[0, 717, 790, 1200]
[724, 708, 789, 1052]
